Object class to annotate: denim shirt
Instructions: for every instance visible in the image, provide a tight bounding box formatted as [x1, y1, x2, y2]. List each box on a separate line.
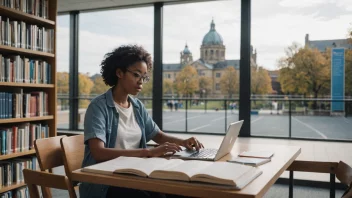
[79, 88, 160, 198]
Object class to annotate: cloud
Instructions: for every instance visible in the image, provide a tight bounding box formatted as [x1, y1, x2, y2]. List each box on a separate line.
[56, 0, 352, 73]
[279, 0, 327, 8]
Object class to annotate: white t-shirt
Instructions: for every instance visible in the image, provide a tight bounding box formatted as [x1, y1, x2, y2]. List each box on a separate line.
[114, 102, 142, 149]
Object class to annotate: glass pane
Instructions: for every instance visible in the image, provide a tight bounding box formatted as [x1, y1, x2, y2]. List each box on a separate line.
[163, 0, 241, 133]
[252, 0, 352, 139]
[57, 15, 70, 129]
[78, 7, 154, 129]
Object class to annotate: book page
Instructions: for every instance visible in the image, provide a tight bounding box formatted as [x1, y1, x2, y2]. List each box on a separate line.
[82, 156, 143, 175]
[117, 157, 178, 176]
[191, 161, 254, 186]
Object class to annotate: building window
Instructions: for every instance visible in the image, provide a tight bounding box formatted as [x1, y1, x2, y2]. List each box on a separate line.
[216, 73, 221, 78]
[221, 51, 224, 57]
[205, 50, 208, 57]
[168, 74, 171, 78]
[211, 50, 214, 55]
[216, 83, 220, 90]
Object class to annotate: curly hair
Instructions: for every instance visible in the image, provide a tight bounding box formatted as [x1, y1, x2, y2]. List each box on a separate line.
[100, 45, 153, 86]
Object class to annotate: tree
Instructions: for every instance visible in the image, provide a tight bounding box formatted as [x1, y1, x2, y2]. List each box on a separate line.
[138, 72, 153, 97]
[163, 79, 174, 95]
[278, 44, 330, 99]
[198, 76, 213, 98]
[251, 66, 272, 95]
[220, 67, 239, 98]
[345, 49, 352, 96]
[175, 65, 199, 97]
[57, 72, 69, 110]
[57, 72, 69, 94]
[91, 75, 110, 95]
[79, 73, 94, 108]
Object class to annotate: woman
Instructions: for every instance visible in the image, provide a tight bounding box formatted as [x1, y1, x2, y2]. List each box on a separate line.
[80, 45, 204, 198]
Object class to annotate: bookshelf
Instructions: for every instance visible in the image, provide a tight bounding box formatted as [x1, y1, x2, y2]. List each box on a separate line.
[0, 0, 57, 195]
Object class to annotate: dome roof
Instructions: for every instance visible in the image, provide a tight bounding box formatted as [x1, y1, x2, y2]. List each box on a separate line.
[182, 44, 191, 54]
[202, 19, 223, 45]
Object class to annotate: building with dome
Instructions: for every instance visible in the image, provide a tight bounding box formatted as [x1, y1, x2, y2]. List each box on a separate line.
[163, 19, 258, 97]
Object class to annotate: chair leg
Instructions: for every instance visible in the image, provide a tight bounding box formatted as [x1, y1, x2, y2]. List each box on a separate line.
[289, 170, 294, 198]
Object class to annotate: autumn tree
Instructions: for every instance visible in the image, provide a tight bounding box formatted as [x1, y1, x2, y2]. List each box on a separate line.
[79, 73, 94, 108]
[220, 67, 239, 98]
[175, 65, 199, 97]
[57, 72, 69, 94]
[163, 79, 175, 95]
[345, 49, 352, 96]
[138, 71, 153, 97]
[251, 66, 272, 95]
[198, 76, 213, 98]
[278, 43, 330, 101]
[91, 75, 110, 95]
[57, 72, 69, 110]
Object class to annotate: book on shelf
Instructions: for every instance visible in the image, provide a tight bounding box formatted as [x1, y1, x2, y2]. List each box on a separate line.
[0, 122, 49, 155]
[82, 156, 263, 189]
[0, 90, 49, 119]
[0, 16, 54, 53]
[0, 156, 39, 188]
[0, 0, 50, 19]
[0, 54, 52, 84]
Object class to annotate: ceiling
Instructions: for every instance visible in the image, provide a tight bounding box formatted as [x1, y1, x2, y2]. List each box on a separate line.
[58, 0, 213, 13]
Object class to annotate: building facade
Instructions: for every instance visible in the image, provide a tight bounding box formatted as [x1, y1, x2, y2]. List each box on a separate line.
[163, 19, 257, 97]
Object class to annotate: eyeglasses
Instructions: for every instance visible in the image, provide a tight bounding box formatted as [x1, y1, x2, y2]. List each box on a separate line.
[126, 69, 150, 84]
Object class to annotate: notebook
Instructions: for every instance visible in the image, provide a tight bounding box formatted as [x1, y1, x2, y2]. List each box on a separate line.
[227, 157, 271, 167]
[238, 150, 274, 159]
[81, 156, 263, 189]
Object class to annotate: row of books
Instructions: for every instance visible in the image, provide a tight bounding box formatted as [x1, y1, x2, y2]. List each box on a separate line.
[0, 122, 49, 155]
[0, 186, 28, 198]
[0, 156, 39, 188]
[0, 0, 49, 19]
[0, 16, 54, 53]
[0, 54, 52, 84]
[0, 91, 49, 119]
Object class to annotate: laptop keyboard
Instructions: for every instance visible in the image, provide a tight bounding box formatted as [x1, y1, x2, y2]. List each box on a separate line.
[189, 148, 218, 159]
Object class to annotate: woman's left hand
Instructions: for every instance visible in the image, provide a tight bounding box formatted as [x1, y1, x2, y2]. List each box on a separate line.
[181, 137, 204, 151]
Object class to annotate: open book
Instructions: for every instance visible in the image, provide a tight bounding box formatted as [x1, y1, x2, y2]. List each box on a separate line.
[82, 156, 262, 189]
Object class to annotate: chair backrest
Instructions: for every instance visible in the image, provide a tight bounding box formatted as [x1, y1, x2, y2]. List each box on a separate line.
[34, 135, 66, 170]
[336, 161, 352, 198]
[60, 135, 85, 181]
[23, 169, 76, 198]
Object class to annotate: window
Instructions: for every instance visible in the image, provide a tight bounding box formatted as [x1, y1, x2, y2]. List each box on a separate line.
[168, 74, 171, 78]
[163, 1, 240, 134]
[251, 0, 352, 140]
[78, 7, 153, 129]
[216, 73, 221, 78]
[216, 83, 220, 90]
[56, 15, 70, 129]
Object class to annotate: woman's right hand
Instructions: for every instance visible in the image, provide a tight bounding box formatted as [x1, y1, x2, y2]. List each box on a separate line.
[148, 142, 182, 157]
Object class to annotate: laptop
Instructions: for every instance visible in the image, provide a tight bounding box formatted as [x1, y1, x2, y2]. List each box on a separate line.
[172, 120, 244, 161]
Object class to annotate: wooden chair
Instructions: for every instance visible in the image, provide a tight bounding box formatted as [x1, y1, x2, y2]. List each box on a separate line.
[60, 135, 85, 186]
[336, 161, 352, 198]
[34, 135, 77, 198]
[23, 169, 76, 198]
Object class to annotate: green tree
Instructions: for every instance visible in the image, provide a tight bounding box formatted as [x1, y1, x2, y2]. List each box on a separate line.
[251, 67, 272, 95]
[278, 43, 330, 100]
[220, 67, 239, 98]
[91, 75, 110, 95]
[198, 76, 213, 98]
[175, 65, 199, 97]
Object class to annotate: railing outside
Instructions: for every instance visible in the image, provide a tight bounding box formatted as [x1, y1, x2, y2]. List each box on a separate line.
[57, 95, 352, 141]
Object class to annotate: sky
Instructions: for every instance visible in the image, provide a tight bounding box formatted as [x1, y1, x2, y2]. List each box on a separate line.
[56, 0, 352, 75]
